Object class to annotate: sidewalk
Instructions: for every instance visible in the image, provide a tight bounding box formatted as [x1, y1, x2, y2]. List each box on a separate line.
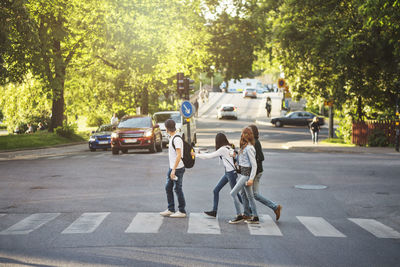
[0, 143, 87, 161]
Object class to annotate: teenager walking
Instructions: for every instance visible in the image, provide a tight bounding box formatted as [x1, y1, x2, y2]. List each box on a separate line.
[309, 117, 321, 144]
[248, 124, 282, 221]
[160, 119, 187, 218]
[229, 127, 259, 224]
[191, 133, 243, 218]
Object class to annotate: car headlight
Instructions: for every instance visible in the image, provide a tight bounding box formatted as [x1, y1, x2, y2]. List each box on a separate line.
[89, 136, 96, 142]
[111, 132, 119, 138]
[144, 129, 153, 137]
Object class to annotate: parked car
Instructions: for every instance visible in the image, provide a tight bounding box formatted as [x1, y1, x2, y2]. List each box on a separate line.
[153, 111, 197, 147]
[243, 88, 257, 98]
[88, 124, 113, 152]
[217, 104, 238, 120]
[271, 111, 325, 127]
[111, 116, 162, 154]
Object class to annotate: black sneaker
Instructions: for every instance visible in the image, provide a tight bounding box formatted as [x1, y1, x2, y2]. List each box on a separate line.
[204, 211, 217, 218]
[245, 216, 260, 224]
[228, 215, 244, 224]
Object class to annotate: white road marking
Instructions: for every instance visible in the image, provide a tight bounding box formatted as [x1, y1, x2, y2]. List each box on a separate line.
[0, 214, 5, 217]
[188, 213, 220, 234]
[48, 156, 66, 160]
[62, 212, 110, 234]
[297, 216, 346, 237]
[125, 213, 164, 233]
[349, 218, 400, 238]
[248, 215, 282, 236]
[0, 213, 60, 235]
[94, 154, 105, 158]
[70, 155, 87, 159]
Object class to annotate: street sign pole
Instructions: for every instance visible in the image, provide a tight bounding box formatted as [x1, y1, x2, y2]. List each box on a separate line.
[186, 118, 191, 145]
[395, 88, 399, 152]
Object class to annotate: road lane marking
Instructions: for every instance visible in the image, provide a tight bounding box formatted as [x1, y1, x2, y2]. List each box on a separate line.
[0, 214, 5, 217]
[188, 213, 220, 234]
[297, 216, 346, 237]
[70, 155, 87, 159]
[0, 213, 60, 235]
[348, 218, 400, 238]
[48, 156, 66, 160]
[248, 215, 282, 236]
[94, 154, 105, 158]
[125, 213, 163, 233]
[62, 212, 110, 234]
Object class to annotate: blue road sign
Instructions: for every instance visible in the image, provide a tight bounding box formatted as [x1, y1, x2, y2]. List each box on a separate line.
[180, 101, 195, 118]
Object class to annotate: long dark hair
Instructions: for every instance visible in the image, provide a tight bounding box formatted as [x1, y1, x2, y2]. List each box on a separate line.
[248, 124, 259, 139]
[215, 133, 232, 150]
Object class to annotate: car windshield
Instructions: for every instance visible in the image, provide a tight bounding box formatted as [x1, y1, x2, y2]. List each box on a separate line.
[154, 113, 181, 123]
[118, 117, 151, 128]
[222, 106, 234, 111]
[97, 125, 113, 132]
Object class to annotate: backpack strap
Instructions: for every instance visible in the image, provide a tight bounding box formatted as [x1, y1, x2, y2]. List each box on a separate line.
[171, 134, 182, 151]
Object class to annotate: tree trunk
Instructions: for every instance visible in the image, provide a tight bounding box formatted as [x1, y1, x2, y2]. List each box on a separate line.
[141, 86, 149, 115]
[357, 96, 363, 120]
[328, 105, 334, 138]
[49, 39, 65, 132]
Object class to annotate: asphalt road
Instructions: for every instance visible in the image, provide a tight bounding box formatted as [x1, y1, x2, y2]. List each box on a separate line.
[0, 93, 399, 267]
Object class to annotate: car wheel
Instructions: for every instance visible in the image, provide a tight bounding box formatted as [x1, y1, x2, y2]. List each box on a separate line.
[275, 120, 283, 127]
[156, 135, 163, 152]
[121, 149, 128, 154]
[149, 138, 156, 153]
[112, 148, 119, 155]
[90, 148, 96, 152]
[103, 148, 108, 151]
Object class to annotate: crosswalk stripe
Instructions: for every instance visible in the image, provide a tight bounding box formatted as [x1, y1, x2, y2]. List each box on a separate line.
[70, 155, 87, 159]
[297, 216, 346, 237]
[0, 214, 6, 217]
[348, 218, 400, 239]
[188, 213, 220, 234]
[94, 154, 105, 158]
[0, 213, 60, 235]
[248, 215, 282, 236]
[62, 212, 110, 234]
[125, 212, 163, 233]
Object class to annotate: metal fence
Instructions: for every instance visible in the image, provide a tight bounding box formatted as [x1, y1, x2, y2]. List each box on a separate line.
[352, 120, 397, 146]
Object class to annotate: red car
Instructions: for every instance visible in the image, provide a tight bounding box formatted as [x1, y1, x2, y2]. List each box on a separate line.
[111, 115, 163, 154]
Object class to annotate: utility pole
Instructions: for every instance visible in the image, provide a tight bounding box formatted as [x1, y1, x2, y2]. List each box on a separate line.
[395, 82, 400, 152]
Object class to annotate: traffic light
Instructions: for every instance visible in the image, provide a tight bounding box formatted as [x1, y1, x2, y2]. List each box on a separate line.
[177, 72, 184, 94]
[278, 78, 286, 89]
[184, 78, 194, 92]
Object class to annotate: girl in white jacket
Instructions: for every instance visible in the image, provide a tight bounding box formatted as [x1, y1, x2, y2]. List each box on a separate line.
[191, 133, 243, 217]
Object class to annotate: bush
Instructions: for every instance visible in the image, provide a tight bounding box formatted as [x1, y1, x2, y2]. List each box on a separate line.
[368, 128, 388, 147]
[55, 122, 77, 138]
[335, 114, 353, 144]
[87, 114, 106, 127]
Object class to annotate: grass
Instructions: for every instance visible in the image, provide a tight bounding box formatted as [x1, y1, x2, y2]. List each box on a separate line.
[0, 131, 88, 151]
[321, 138, 355, 147]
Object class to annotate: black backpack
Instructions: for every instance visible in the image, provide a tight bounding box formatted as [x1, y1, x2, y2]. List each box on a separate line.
[172, 135, 195, 168]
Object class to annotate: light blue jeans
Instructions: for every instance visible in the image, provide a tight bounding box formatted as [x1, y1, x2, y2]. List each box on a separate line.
[230, 174, 258, 217]
[253, 172, 278, 211]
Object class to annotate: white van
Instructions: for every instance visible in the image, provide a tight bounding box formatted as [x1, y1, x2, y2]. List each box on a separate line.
[225, 78, 263, 93]
[153, 111, 197, 146]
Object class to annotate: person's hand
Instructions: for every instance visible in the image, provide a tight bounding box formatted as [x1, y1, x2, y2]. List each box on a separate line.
[170, 169, 176, 180]
[246, 179, 253, 186]
[191, 151, 196, 157]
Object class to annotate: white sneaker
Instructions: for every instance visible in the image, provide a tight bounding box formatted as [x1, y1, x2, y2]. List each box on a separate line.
[170, 211, 187, 218]
[160, 209, 174, 217]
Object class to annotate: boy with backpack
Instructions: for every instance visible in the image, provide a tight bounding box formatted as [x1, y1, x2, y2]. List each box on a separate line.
[160, 119, 193, 218]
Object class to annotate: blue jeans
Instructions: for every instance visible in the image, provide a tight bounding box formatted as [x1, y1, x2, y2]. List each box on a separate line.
[212, 170, 242, 212]
[253, 172, 278, 211]
[165, 168, 186, 213]
[230, 174, 258, 217]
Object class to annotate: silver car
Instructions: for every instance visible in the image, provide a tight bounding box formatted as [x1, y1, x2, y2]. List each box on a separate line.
[153, 111, 197, 146]
[217, 104, 238, 120]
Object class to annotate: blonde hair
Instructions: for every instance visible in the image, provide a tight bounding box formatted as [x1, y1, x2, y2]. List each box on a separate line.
[240, 127, 255, 151]
[313, 116, 319, 123]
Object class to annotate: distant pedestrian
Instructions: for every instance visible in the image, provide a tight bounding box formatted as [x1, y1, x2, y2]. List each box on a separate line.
[309, 117, 321, 144]
[248, 125, 282, 221]
[265, 97, 272, 118]
[111, 113, 118, 125]
[160, 119, 187, 218]
[25, 123, 33, 134]
[191, 133, 244, 218]
[193, 98, 199, 117]
[38, 122, 45, 131]
[229, 127, 259, 224]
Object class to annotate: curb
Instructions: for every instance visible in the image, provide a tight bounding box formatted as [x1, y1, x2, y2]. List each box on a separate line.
[0, 141, 87, 154]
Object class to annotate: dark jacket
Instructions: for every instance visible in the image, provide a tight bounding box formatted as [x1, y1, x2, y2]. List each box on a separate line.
[254, 139, 264, 174]
[309, 121, 320, 133]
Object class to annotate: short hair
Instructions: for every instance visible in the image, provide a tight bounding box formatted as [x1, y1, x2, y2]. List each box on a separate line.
[165, 119, 176, 132]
